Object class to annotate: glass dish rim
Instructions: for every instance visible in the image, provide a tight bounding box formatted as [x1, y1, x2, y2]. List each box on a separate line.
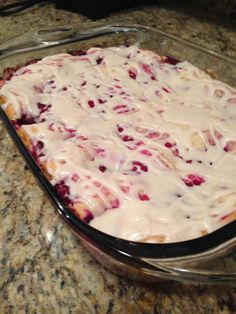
[0, 23, 236, 264]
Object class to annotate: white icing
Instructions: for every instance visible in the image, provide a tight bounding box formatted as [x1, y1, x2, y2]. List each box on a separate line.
[1, 45, 236, 243]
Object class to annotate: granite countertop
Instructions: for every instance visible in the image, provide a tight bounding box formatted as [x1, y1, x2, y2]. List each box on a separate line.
[0, 1, 236, 313]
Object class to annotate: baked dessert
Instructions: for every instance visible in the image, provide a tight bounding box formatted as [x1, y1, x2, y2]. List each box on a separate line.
[1, 45, 236, 243]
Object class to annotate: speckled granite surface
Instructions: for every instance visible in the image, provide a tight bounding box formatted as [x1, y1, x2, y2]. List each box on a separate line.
[0, 1, 236, 313]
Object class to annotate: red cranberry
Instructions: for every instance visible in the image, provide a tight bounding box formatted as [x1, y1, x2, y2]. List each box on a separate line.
[173, 148, 180, 157]
[55, 181, 70, 198]
[12, 120, 20, 130]
[83, 211, 94, 223]
[141, 63, 152, 74]
[111, 199, 120, 208]
[96, 57, 103, 65]
[192, 179, 202, 185]
[223, 140, 236, 153]
[162, 87, 170, 93]
[133, 161, 148, 172]
[15, 114, 36, 126]
[99, 165, 107, 173]
[140, 149, 152, 156]
[146, 132, 160, 139]
[189, 175, 205, 185]
[122, 135, 134, 142]
[113, 104, 127, 111]
[69, 50, 87, 56]
[38, 103, 46, 109]
[163, 56, 179, 65]
[220, 211, 236, 221]
[3, 65, 21, 80]
[5, 59, 39, 79]
[182, 179, 194, 187]
[214, 129, 223, 140]
[24, 58, 40, 66]
[72, 174, 79, 182]
[36, 140, 44, 149]
[136, 141, 144, 146]
[117, 126, 124, 133]
[30, 147, 38, 161]
[77, 135, 88, 141]
[141, 165, 148, 172]
[128, 70, 137, 79]
[120, 185, 130, 193]
[182, 174, 205, 187]
[164, 142, 173, 148]
[98, 98, 106, 104]
[37, 103, 51, 114]
[88, 100, 95, 108]
[138, 193, 150, 201]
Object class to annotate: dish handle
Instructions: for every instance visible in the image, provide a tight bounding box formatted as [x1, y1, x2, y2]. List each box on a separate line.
[140, 252, 236, 284]
[0, 24, 147, 59]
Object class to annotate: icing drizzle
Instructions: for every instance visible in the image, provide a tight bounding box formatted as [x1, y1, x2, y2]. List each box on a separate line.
[1, 45, 236, 243]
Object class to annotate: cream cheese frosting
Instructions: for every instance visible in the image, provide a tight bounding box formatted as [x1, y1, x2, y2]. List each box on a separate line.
[1, 45, 236, 243]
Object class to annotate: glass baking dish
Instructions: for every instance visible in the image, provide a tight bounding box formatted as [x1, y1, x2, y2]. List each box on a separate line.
[0, 24, 236, 284]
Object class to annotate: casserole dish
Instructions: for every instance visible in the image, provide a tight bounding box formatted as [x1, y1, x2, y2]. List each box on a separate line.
[0, 24, 236, 284]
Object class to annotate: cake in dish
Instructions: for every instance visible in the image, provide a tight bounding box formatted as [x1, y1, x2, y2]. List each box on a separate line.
[1, 45, 236, 243]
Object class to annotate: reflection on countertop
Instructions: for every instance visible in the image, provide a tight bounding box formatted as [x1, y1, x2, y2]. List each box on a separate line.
[0, 1, 235, 313]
